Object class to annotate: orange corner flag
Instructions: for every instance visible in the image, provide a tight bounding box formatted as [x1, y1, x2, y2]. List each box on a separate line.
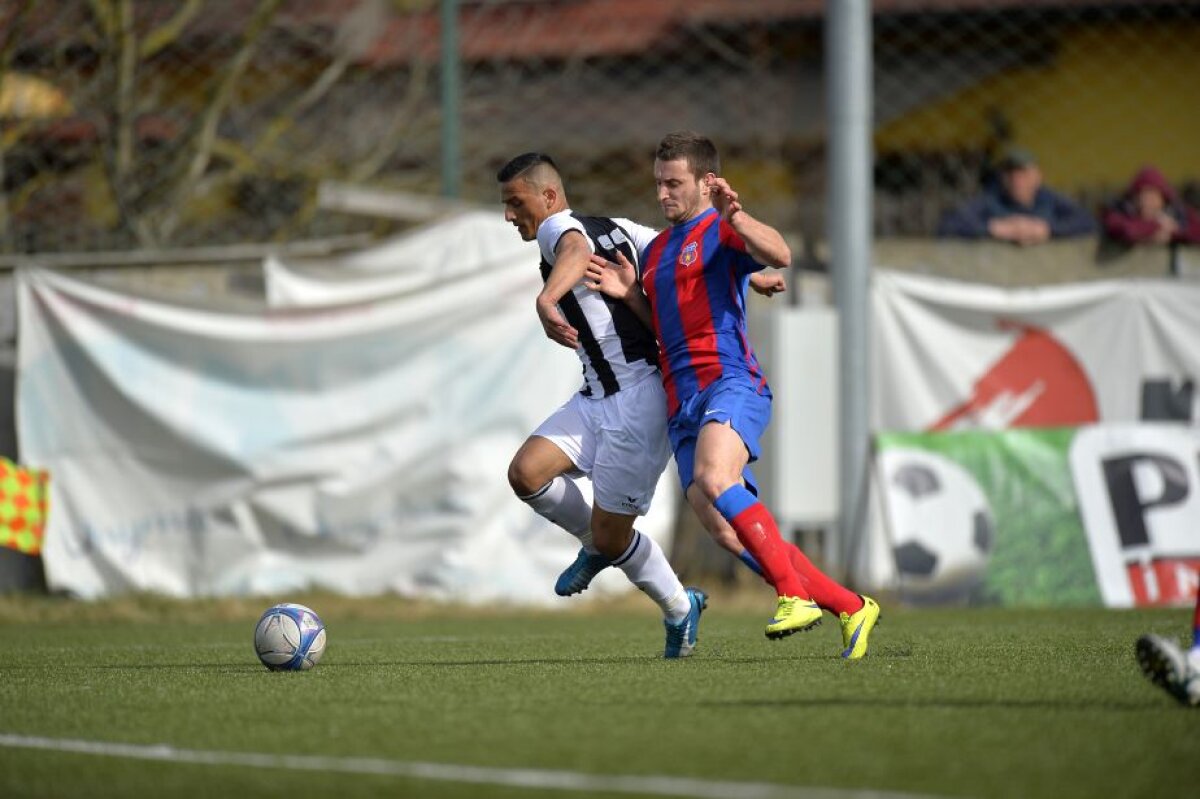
[0, 457, 49, 556]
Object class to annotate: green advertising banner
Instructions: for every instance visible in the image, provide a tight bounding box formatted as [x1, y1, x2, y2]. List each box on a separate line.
[876, 428, 1101, 607]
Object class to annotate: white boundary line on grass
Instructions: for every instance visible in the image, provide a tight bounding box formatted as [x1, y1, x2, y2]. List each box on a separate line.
[0, 733, 948, 799]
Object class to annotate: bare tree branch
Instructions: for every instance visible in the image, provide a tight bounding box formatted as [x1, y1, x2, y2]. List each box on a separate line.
[156, 0, 284, 242]
[350, 58, 433, 183]
[257, 58, 350, 158]
[0, 0, 35, 250]
[180, 54, 350, 227]
[189, 0, 394, 208]
[86, 0, 117, 41]
[139, 0, 202, 60]
[77, 0, 140, 246]
[271, 58, 437, 243]
[114, 0, 135, 181]
[186, 0, 283, 185]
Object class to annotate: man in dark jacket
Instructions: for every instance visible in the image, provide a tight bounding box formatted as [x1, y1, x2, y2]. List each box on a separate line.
[937, 146, 1096, 244]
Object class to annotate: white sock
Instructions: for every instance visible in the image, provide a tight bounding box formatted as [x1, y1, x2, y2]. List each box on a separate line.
[519, 476, 596, 552]
[612, 531, 691, 623]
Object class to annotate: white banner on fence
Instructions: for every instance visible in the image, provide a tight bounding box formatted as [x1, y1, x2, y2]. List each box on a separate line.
[264, 210, 524, 308]
[871, 270, 1200, 432]
[17, 229, 677, 601]
[864, 271, 1200, 598]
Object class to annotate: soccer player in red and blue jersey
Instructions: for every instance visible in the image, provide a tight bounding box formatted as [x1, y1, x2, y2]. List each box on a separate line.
[586, 131, 880, 656]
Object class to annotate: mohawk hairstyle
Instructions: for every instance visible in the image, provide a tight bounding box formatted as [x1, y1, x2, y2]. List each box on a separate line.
[496, 152, 559, 183]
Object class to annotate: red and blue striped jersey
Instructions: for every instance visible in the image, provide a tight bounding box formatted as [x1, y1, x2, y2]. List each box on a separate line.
[641, 208, 770, 416]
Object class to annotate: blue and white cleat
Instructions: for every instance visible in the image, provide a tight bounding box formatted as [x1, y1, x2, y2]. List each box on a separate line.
[664, 587, 708, 659]
[554, 548, 610, 596]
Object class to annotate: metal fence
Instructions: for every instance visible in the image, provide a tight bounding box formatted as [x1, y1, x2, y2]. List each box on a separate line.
[0, 0, 1197, 254]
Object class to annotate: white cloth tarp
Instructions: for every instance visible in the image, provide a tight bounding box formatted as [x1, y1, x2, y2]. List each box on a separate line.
[264, 210, 524, 308]
[17, 214, 677, 601]
[872, 270, 1200, 432]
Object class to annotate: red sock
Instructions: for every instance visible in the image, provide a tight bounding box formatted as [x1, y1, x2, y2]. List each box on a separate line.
[715, 486, 806, 598]
[785, 543, 862, 616]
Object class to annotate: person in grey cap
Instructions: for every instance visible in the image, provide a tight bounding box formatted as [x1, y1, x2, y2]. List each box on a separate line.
[937, 146, 1096, 244]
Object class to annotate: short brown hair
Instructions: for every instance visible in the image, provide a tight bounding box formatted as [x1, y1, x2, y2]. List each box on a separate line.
[655, 131, 719, 179]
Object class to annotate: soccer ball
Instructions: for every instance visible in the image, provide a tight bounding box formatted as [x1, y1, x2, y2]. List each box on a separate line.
[253, 603, 327, 671]
[879, 448, 995, 603]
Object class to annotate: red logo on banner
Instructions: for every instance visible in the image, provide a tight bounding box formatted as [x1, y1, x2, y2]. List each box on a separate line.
[930, 322, 1099, 430]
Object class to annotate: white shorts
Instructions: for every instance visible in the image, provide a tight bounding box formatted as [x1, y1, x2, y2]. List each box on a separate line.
[532, 376, 671, 516]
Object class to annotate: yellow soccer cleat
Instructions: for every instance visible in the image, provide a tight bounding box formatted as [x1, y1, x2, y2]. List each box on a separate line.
[839, 595, 881, 659]
[764, 595, 823, 640]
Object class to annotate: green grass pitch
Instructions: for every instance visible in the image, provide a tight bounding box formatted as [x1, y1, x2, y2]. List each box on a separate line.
[1, 592, 1198, 799]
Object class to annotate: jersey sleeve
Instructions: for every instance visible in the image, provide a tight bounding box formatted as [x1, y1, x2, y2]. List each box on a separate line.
[612, 218, 661, 281]
[536, 212, 593, 265]
[718, 219, 765, 275]
[614, 218, 660, 255]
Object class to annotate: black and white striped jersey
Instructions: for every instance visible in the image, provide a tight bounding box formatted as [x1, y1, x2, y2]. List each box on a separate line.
[536, 210, 659, 398]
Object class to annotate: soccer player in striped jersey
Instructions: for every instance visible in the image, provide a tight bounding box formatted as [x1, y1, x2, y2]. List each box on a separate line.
[498, 152, 706, 658]
[585, 131, 881, 657]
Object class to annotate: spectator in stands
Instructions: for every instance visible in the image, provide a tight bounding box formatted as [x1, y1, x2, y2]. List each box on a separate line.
[1102, 165, 1200, 245]
[937, 146, 1096, 244]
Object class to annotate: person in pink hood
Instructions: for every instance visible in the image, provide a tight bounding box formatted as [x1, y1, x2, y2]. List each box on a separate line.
[1102, 166, 1200, 245]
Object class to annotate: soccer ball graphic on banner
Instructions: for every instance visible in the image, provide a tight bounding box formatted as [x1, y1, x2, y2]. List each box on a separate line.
[880, 448, 995, 603]
[254, 603, 327, 671]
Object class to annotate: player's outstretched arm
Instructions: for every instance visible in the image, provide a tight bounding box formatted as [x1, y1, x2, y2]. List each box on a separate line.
[585, 251, 654, 330]
[709, 177, 791, 269]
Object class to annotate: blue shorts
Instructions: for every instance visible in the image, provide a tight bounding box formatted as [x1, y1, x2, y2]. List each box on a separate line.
[667, 377, 772, 495]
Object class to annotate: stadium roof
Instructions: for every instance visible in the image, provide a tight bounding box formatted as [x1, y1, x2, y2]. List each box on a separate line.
[0, 1, 1187, 66]
[354, 0, 1188, 65]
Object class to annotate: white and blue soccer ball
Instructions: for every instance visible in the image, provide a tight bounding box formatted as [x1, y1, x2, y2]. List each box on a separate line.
[254, 603, 327, 671]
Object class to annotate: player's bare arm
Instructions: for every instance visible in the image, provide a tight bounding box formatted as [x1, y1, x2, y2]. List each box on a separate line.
[709, 177, 791, 269]
[585, 251, 654, 330]
[536, 230, 591, 349]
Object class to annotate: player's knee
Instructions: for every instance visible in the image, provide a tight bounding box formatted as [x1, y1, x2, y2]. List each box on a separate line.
[692, 470, 736, 504]
[507, 455, 544, 497]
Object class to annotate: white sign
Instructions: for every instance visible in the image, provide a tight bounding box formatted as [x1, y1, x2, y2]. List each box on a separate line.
[1070, 424, 1200, 607]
